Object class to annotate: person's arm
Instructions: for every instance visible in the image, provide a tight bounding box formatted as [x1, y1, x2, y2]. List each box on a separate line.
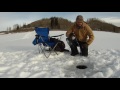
[86, 25, 94, 45]
[66, 27, 73, 38]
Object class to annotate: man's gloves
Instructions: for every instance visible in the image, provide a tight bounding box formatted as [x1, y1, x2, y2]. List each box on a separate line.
[72, 36, 76, 40]
[80, 42, 88, 48]
[82, 43, 88, 48]
[68, 32, 76, 41]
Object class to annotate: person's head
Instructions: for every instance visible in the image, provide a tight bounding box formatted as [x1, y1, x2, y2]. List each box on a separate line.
[76, 15, 84, 27]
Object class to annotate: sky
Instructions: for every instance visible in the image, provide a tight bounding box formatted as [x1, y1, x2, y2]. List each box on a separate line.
[0, 12, 120, 31]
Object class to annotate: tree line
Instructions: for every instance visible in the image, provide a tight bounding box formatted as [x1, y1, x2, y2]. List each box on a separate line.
[5, 17, 120, 33]
[87, 18, 120, 33]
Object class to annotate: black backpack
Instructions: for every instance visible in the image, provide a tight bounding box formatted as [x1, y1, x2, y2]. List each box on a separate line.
[50, 38, 65, 52]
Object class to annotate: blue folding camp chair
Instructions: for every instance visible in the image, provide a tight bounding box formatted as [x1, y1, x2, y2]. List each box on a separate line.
[32, 27, 64, 58]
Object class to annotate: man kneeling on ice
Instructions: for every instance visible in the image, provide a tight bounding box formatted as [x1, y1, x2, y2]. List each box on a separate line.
[66, 15, 94, 57]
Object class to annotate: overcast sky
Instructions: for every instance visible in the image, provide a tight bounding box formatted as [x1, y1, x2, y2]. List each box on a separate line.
[0, 12, 120, 31]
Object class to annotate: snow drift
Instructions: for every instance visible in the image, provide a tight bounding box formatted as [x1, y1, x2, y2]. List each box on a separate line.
[0, 31, 120, 78]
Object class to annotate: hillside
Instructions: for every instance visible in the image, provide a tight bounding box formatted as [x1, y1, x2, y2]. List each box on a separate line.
[29, 17, 74, 30]
[7, 17, 120, 33]
[9, 17, 73, 33]
[87, 18, 120, 33]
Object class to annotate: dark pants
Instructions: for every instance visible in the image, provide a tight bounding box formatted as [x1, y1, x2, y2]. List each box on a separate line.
[66, 38, 88, 56]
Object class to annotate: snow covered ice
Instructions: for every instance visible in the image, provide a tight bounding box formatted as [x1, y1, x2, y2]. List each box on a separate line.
[0, 31, 120, 78]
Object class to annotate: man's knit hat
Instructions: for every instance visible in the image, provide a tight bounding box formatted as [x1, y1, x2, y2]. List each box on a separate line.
[76, 15, 84, 22]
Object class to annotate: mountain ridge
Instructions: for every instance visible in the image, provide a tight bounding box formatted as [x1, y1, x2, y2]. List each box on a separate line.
[2, 17, 120, 33]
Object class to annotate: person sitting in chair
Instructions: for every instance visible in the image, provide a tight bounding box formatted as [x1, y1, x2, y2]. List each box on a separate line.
[66, 15, 94, 57]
